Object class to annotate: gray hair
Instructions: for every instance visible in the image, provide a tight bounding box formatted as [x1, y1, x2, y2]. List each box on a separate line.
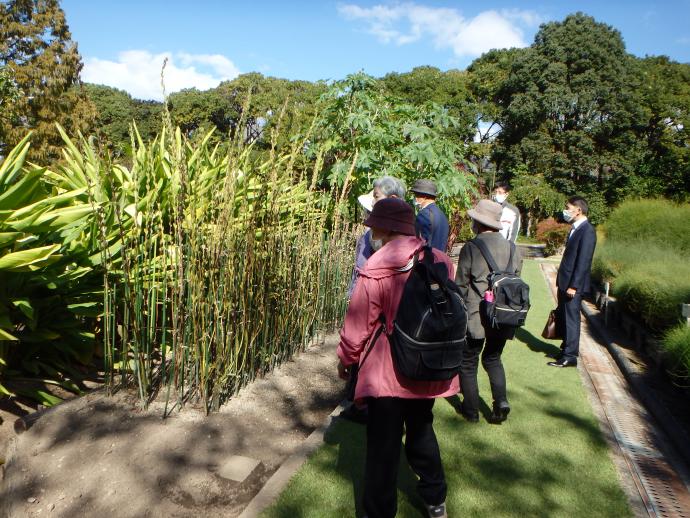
[373, 176, 406, 199]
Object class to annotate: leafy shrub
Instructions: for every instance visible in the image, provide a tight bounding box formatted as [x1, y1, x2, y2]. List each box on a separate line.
[662, 324, 690, 385]
[603, 199, 690, 254]
[593, 198, 690, 332]
[613, 255, 690, 331]
[536, 218, 570, 256]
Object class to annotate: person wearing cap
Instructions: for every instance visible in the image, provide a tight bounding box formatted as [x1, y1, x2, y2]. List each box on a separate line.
[455, 199, 522, 424]
[337, 197, 457, 518]
[411, 179, 450, 252]
[347, 176, 406, 299]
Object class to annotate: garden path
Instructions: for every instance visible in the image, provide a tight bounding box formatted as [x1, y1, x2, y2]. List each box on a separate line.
[541, 262, 690, 518]
[2, 262, 690, 517]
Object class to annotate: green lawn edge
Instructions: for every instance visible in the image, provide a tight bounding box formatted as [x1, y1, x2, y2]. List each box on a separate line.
[262, 260, 632, 518]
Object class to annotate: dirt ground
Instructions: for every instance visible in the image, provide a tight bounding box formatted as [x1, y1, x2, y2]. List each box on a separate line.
[0, 334, 344, 518]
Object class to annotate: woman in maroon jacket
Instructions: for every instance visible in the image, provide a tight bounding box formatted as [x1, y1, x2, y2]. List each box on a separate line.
[337, 198, 456, 518]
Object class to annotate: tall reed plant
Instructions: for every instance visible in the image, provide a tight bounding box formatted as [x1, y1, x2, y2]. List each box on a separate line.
[88, 118, 355, 412]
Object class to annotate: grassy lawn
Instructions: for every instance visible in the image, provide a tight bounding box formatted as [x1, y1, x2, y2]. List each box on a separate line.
[263, 260, 631, 518]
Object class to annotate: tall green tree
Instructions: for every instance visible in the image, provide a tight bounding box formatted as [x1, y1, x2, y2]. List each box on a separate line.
[167, 73, 324, 148]
[381, 66, 476, 142]
[466, 48, 524, 180]
[0, 65, 21, 126]
[0, 0, 95, 161]
[311, 72, 476, 214]
[83, 83, 137, 155]
[635, 56, 690, 200]
[491, 13, 645, 204]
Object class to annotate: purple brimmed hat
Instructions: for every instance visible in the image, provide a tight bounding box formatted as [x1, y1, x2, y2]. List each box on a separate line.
[363, 198, 416, 236]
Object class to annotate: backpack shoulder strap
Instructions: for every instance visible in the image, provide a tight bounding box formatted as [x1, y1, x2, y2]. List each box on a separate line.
[471, 238, 500, 273]
[507, 242, 517, 273]
[358, 315, 386, 369]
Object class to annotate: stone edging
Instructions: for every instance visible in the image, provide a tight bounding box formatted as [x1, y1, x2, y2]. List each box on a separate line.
[580, 301, 690, 470]
[238, 401, 348, 517]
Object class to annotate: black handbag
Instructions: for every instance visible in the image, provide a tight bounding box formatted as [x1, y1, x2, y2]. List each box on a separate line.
[345, 322, 384, 401]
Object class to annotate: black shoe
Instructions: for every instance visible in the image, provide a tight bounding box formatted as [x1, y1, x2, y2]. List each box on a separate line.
[338, 404, 368, 424]
[458, 402, 479, 423]
[489, 400, 511, 423]
[547, 357, 577, 368]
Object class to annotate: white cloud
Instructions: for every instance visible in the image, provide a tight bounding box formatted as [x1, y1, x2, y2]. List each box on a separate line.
[338, 2, 542, 57]
[82, 50, 240, 101]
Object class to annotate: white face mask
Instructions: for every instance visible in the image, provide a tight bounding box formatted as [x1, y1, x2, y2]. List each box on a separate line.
[562, 209, 574, 223]
[492, 193, 507, 204]
[369, 233, 384, 252]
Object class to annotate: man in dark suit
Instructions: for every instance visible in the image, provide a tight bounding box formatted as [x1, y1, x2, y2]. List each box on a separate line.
[548, 196, 597, 367]
[411, 179, 450, 251]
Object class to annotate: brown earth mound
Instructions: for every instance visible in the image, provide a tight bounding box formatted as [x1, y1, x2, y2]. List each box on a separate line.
[0, 335, 343, 518]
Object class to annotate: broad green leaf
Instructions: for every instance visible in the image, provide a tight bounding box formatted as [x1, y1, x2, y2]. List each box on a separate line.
[66, 301, 101, 317]
[0, 232, 21, 247]
[0, 328, 19, 340]
[11, 299, 34, 320]
[0, 244, 60, 270]
[4, 204, 53, 231]
[34, 204, 92, 228]
[0, 133, 32, 187]
[0, 169, 45, 210]
[12, 386, 62, 407]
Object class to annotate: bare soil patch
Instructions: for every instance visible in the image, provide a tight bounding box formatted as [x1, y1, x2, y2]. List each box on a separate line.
[0, 334, 343, 517]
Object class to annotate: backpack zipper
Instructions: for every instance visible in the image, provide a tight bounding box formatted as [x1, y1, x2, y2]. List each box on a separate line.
[415, 308, 432, 339]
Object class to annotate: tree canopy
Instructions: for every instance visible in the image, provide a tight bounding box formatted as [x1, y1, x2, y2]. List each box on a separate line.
[0, 0, 95, 161]
[311, 72, 476, 213]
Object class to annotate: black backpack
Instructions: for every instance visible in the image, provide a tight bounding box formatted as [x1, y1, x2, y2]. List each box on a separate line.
[386, 246, 467, 381]
[471, 238, 530, 329]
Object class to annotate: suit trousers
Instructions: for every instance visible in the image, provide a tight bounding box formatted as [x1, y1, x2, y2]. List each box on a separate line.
[363, 397, 446, 518]
[459, 335, 508, 415]
[557, 289, 582, 360]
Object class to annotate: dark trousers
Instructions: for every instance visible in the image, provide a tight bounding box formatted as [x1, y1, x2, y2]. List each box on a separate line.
[459, 335, 508, 415]
[363, 397, 446, 518]
[557, 289, 582, 360]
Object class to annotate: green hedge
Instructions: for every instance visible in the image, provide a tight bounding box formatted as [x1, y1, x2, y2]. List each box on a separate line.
[593, 199, 690, 384]
[593, 242, 690, 331]
[662, 324, 690, 386]
[602, 199, 690, 253]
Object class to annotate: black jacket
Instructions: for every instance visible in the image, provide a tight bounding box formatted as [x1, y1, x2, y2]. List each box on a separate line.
[556, 219, 596, 294]
[455, 232, 522, 339]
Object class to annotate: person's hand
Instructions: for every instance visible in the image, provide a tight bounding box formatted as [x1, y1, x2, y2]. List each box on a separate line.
[337, 360, 350, 380]
[566, 287, 577, 298]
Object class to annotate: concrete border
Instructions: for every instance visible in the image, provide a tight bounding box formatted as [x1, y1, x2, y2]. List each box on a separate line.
[238, 401, 348, 517]
[581, 301, 690, 473]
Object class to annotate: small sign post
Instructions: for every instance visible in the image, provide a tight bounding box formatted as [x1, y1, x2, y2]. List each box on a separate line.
[604, 282, 610, 326]
[682, 304, 690, 328]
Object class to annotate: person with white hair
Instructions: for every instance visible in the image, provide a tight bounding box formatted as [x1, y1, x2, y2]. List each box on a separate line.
[347, 176, 406, 298]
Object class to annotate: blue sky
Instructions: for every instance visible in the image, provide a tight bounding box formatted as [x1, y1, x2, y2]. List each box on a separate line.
[62, 0, 690, 100]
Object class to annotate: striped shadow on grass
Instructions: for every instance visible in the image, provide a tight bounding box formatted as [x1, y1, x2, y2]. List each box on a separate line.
[262, 260, 631, 518]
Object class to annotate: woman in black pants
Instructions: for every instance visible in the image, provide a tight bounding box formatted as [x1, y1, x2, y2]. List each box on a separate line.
[455, 199, 521, 423]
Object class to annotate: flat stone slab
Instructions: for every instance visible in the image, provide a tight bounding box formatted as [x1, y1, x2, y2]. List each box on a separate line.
[217, 455, 261, 482]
